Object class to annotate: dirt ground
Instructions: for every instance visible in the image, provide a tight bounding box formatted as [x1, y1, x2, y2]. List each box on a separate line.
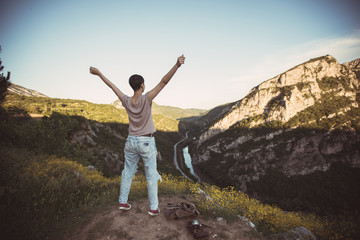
[66, 195, 266, 240]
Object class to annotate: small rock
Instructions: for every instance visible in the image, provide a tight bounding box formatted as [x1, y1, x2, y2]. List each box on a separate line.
[237, 215, 256, 229]
[88, 165, 96, 171]
[74, 171, 83, 178]
[216, 217, 226, 224]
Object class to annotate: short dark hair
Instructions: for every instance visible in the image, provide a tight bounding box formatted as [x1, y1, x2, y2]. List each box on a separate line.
[129, 74, 144, 91]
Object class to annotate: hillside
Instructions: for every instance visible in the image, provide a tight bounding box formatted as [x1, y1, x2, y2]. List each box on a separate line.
[0, 84, 205, 178]
[66, 194, 263, 240]
[179, 101, 237, 136]
[0, 89, 200, 238]
[112, 99, 206, 119]
[8, 83, 48, 98]
[1, 92, 184, 177]
[180, 55, 360, 218]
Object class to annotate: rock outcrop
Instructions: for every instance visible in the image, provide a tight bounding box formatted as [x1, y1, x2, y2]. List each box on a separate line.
[197, 55, 359, 145]
[185, 55, 360, 193]
[70, 119, 125, 175]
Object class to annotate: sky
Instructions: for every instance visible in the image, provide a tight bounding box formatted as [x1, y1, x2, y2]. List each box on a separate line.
[1, 0, 360, 109]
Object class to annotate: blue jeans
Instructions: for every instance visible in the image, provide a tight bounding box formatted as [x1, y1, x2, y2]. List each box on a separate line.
[118, 135, 161, 210]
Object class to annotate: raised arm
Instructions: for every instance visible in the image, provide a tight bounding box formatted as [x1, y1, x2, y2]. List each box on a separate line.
[147, 55, 185, 101]
[90, 66, 125, 101]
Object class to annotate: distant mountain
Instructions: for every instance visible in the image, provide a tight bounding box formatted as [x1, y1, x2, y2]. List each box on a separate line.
[6, 83, 205, 131]
[181, 55, 360, 216]
[8, 83, 48, 98]
[112, 99, 206, 119]
[179, 101, 237, 136]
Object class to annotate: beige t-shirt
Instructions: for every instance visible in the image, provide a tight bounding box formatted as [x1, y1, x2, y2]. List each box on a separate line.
[121, 93, 156, 136]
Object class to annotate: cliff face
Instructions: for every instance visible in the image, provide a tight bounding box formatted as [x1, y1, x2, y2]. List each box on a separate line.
[197, 55, 358, 145]
[187, 55, 360, 192]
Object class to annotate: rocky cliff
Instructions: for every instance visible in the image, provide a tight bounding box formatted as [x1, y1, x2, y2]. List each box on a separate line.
[197, 55, 358, 145]
[186, 56, 360, 197]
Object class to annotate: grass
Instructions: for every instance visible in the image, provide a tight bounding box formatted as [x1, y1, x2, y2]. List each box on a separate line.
[190, 185, 357, 239]
[2, 93, 181, 132]
[1, 146, 358, 239]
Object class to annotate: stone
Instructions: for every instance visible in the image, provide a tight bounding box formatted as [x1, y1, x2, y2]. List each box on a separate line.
[88, 165, 96, 171]
[237, 215, 256, 229]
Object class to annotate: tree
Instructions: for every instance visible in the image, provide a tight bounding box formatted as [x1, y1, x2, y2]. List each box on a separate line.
[0, 45, 11, 103]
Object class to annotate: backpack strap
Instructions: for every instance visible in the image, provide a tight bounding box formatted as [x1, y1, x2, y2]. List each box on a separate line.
[164, 203, 181, 219]
[165, 202, 200, 219]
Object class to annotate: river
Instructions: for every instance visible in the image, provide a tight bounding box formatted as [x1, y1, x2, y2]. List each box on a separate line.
[182, 146, 201, 181]
[173, 131, 201, 182]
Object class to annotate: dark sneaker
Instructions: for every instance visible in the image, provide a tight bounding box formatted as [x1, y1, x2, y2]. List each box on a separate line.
[148, 208, 160, 216]
[119, 203, 132, 210]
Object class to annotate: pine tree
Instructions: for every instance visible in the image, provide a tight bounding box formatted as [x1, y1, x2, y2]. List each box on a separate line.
[0, 45, 11, 103]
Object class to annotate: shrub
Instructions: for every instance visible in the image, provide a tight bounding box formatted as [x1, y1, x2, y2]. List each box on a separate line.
[190, 184, 356, 239]
[317, 76, 351, 91]
[296, 82, 310, 91]
[1, 147, 357, 239]
[1, 149, 119, 239]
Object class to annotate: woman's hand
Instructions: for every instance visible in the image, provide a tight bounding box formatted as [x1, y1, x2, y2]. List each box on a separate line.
[89, 66, 101, 76]
[176, 55, 185, 68]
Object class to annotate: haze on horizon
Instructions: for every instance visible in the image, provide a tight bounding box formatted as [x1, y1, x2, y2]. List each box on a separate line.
[1, 0, 360, 109]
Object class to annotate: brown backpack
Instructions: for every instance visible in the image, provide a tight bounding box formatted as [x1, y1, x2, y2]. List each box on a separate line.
[164, 202, 200, 219]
